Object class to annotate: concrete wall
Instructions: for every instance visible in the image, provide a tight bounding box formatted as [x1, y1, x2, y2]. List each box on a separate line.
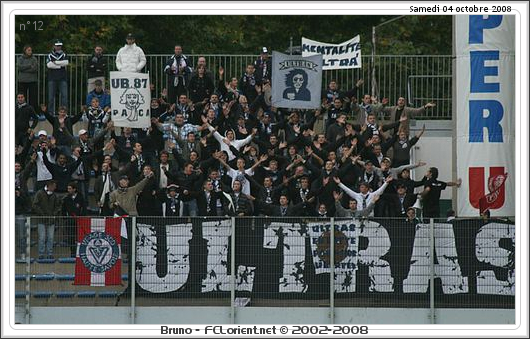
[21, 306, 514, 325]
[410, 120, 453, 200]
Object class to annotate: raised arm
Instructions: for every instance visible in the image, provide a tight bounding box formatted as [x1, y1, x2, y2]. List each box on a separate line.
[372, 176, 393, 196]
[333, 191, 349, 217]
[393, 161, 426, 174]
[334, 177, 361, 200]
[250, 154, 268, 173]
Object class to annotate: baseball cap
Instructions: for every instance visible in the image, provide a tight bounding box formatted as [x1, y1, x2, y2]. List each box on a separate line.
[54, 39, 63, 46]
[38, 130, 47, 137]
[126, 33, 135, 39]
[364, 160, 373, 165]
[78, 129, 88, 136]
[262, 47, 268, 53]
[119, 175, 129, 181]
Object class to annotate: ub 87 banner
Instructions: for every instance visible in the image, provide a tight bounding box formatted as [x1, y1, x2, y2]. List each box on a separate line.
[455, 15, 515, 217]
[131, 218, 514, 306]
[110, 71, 151, 128]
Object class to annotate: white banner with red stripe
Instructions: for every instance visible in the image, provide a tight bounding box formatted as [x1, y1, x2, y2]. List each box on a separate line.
[455, 15, 515, 217]
[74, 217, 122, 286]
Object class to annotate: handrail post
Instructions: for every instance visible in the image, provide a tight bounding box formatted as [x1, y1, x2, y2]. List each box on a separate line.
[429, 218, 435, 324]
[25, 216, 31, 324]
[130, 216, 137, 324]
[329, 218, 335, 324]
[230, 217, 236, 324]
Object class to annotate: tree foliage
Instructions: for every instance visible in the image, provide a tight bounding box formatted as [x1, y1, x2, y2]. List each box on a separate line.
[15, 15, 451, 55]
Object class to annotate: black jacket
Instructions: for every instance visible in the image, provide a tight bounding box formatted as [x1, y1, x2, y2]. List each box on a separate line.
[87, 53, 107, 78]
[15, 103, 38, 143]
[62, 193, 86, 217]
[164, 54, 193, 87]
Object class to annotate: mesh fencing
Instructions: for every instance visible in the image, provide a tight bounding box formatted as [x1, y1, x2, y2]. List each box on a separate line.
[14, 54, 452, 119]
[14, 216, 515, 310]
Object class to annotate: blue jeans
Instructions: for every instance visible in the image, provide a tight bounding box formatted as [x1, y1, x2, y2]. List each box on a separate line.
[16, 215, 27, 256]
[181, 199, 198, 217]
[47, 79, 68, 115]
[38, 223, 55, 256]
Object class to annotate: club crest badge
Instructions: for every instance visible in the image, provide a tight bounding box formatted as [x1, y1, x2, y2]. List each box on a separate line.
[79, 231, 120, 273]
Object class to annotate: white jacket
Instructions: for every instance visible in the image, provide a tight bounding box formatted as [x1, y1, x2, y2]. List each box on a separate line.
[116, 43, 146, 72]
[36, 151, 53, 182]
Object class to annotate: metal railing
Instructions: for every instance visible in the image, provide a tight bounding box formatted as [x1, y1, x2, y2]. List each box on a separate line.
[15, 54, 452, 119]
[15, 216, 514, 323]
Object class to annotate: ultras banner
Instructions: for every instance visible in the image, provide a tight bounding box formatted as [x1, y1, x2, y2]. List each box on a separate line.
[302, 35, 362, 70]
[129, 217, 515, 306]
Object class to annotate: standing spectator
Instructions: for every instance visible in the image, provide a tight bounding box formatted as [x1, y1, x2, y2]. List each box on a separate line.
[254, 47, 272, 84]
[41, 105, 82, 157]
[34, 131, 56, 191]
[15, 93, 38, 147]
[116, 33, 146, 73]
[153, 150, 177, 190]
[188, 65, 214, 104]
[204, 116, 256, 161]
[164, 45, 193, 104]
[216, 154, 267, 196]
[155, 112, 204, 153]
[94, 162, 119, 216]
[173, 163, 201, 216]
[32, 180, 62, 259]
[109, 172, 154, 216]
[46, 39, 69, 115]
[196, 180, 223, 216]
[334, 176, 393, 217]
[238, 64, 258, 103]
[15, 157, 34, 260]
[62, 182, 86, 257]
[42, 147, 94, 193]
[86, 80, 111, 109]
[86, 45, 107, 93]
[224, 180, 253, 216]
[333, 191, 378, 218]
[380, 97, 435, 135]
[388, 125, 425, 167]
[323, 97, 349, 128]
[136, 165, 160, 216]
[195, 56, 214, 80]
[159, 184, 183, 217]
[17, 45, 39, 109]
[323, 79, 363, 105]
[388, 183, 416, 217]
[351, 94, 384, 125]
[82, 99, 111, 138]
[419, 167, 461, 218]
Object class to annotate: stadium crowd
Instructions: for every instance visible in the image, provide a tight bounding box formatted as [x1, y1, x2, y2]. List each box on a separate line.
[15, 34, 461, 259]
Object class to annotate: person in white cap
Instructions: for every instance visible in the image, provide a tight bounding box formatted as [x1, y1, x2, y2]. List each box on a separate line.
[46, 39, 69, 115]
[116, 33, 146, 73]
[254, 46, 272, 84]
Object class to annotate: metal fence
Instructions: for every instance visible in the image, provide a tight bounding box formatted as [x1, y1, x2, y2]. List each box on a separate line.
[15, 216, 514, 323]
[15, 54, 452, 119]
